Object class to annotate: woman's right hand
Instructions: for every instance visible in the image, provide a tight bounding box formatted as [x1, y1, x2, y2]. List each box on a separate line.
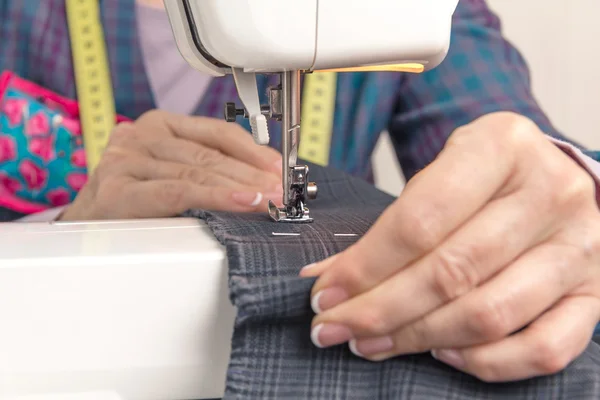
[59, 110, 284, 221]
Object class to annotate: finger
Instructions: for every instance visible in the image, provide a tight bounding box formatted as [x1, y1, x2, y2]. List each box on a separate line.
[300, 253, 341, 278]
[350, 241, 585, 358]
[126, 153, 281, 194]
[164, 115, 283, 175]
[431, 296, 600, 382]
[120, 180, 282, 218]
[310, 126, 521, 297]
[309, 190, 559, 342]
[145, 137, 282, 191]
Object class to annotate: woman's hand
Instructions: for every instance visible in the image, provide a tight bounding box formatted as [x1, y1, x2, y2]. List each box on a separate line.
[60, 110, 283, 220]
[301, 111, 600, 382]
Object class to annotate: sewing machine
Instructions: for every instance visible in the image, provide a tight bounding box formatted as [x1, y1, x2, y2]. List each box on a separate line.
[164, 0, 459, 223]
[1, 1, 458, 398]
[0, 218, 236, 400]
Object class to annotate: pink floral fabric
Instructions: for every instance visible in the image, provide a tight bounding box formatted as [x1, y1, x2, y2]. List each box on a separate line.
[0, 71, 129, 213]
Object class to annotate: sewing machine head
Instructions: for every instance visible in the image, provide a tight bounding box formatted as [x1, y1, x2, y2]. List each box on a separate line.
[164, 0, 459, 222]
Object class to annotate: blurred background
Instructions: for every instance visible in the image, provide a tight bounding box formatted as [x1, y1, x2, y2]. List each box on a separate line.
[372, 0, 600, 195]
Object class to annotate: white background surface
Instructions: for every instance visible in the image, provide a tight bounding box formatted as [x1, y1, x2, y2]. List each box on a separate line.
[372, 0, 600, 196]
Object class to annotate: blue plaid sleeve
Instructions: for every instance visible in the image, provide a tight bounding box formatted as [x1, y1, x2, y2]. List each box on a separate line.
[387, 0, 598, 179]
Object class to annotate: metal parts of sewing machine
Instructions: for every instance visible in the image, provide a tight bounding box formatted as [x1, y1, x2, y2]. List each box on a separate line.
[164, 0, 459, 223]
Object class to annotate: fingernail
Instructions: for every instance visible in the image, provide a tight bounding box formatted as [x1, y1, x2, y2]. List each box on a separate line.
[272, 159, 283, 174]
[311, 287, 349, 314]
[273, 183, 283, 193]
[233, 191, 283, 207]
[232, 192, 263, 206]
[311, 323, 353, 348]
[300, 254, 340, 277]
[431, 349, 464, 368]
[349, 336, 394, 357]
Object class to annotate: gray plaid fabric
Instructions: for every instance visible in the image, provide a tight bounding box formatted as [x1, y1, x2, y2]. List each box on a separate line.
[187, 164, 600, 399]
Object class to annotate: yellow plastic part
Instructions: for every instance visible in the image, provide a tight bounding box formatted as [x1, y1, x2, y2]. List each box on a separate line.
[317, 63, 425, 73]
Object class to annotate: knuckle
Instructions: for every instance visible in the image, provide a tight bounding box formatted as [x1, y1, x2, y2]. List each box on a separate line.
[180, 115, 207, 138]
[534, 338, 570, 374]
[206, 119, 228, 137]
[202, 148, 225, 166]
[177, 167, 207, 185]
[585, 231, 600, 264]
[137, 109, 167, 124]
[502, 113, 539, 149]
[190, 146, 226, 167]
[191, 146, 210, 165]
[392, 206, 443, 254]
[108, 122, 134, 145]
[353, 309, 390, 336]
[155, 182, 187, 209]
[190, 118, 227, 143]
[468, 299, 511, 340]
[540, 167, 593, 211]
[431, 246, 480, 301]
[404, 321, 431, 353]
[337, 263, 370, 295]
[445, 125, 473, 148]
[561, 171, 596, 207]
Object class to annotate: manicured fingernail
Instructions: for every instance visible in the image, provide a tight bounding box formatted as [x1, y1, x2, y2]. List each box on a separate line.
[311, 287, 349, 314]
[232, 192, 263, 206]
[431, 349, 464, 368]
[349, 336, 394, 357]
[233, 191, 283, 207]
[311, 323, 353, 348]
[348, 339, 363, 356]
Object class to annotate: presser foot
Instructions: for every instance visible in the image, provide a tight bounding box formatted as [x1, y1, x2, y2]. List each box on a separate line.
[268, 165, 318, 223]
[268, 200, 314, 223]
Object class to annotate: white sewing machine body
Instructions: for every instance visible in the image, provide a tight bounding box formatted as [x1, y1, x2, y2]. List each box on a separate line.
[165, 0, 460, 75]
[0, 218, 235, 400]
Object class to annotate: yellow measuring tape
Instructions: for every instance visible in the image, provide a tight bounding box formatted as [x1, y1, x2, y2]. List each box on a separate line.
[66, 0, 116, 176]
[299, 72, 337, 167]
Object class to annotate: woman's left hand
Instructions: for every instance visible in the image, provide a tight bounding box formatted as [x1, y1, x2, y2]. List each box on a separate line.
[301, 112, 600, 382]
